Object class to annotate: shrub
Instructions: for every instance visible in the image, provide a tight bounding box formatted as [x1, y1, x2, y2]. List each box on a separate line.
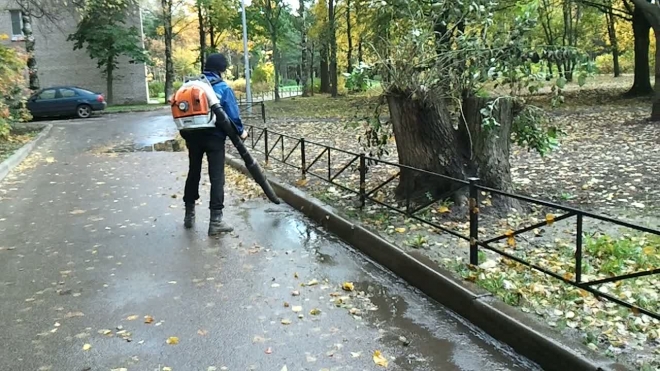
[343, 62, 372, 93]
[148, 80, 164, 98]
[252, 62, 275, 85]
[0, 41, 31, 139]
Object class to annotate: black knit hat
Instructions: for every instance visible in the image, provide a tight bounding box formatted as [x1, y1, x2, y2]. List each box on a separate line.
[205, 53, 228, 74]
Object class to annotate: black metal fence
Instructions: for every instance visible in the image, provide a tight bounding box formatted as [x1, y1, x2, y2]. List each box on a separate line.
[237, 101, 266, 124]
[241, 123, 660, 321]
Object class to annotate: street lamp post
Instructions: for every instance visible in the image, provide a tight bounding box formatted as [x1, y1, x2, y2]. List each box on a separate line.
[240, 0, 252, 114]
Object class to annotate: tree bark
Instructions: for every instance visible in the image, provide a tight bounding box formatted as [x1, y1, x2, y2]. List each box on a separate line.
[273, 34, 280, 101]
[606, 7, 621, 77]
[460, 97, 519, 210]
[106, 56, 114, 105]
[299, 0, 309, 96]
[387, 91, 468, 206]
[346, 0, 353, 73]
[162, 0, 174, 99]
[21, 13, 39, 91]
[388, 92, 519, 211]
[328, 0, 338, 97]
[197, 1, 206, 73]
[626, 5, 653, 96]
[310, 42, 315, 96]
[651, 29, 660, 120]
[320, 43, 330, 93]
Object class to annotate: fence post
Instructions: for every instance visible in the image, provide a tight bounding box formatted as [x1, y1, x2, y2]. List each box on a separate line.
[468, 177, 480, 266]
[300, 138, 306, 178]
[575, 214, 583, 283]
[264, 128, 269, 164]
[359, 154, 366, 208]
[261, 102, 266, 124]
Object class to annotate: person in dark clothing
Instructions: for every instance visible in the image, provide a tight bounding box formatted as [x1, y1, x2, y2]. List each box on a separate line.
[181, 53, 248, 236]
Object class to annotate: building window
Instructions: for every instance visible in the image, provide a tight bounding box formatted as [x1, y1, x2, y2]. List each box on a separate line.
[10, 10, 24, 40]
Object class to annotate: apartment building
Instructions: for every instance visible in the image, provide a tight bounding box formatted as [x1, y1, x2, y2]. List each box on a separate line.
[0, 0, 149, 104]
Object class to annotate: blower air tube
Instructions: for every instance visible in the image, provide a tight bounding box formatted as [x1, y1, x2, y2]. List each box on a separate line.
[210, 103, 281, 205]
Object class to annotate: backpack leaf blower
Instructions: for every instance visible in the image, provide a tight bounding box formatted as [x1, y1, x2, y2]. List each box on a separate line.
[170, 75, 281, 205]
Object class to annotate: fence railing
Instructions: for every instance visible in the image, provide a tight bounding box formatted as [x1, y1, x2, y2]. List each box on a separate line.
[240, 123, 660, 321]
[237, 101, 266, 124]
[236, 86, 303, 104]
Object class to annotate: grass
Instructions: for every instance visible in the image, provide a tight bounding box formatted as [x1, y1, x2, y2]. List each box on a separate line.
[264, 91, 384, 120]
[105, 102, 167, 114]
[0, 126, 41, 162]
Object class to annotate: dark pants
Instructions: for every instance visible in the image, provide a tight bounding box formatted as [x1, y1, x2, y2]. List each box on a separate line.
[182, 132, 226, 210]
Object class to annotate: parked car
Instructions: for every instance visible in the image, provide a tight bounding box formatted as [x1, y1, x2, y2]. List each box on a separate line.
[27, 86, 106, 119]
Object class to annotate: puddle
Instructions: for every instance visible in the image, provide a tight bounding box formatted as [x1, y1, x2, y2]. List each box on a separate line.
[103, 136, 185, 153]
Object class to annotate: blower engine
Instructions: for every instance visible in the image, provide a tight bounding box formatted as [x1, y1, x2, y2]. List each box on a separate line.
[170, 75, 280, 205]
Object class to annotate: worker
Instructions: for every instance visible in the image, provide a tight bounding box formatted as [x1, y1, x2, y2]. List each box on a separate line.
[181, 53, 248, 236]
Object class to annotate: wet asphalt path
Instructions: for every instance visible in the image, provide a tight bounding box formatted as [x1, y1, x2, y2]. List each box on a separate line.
[0, 111, 540, 371]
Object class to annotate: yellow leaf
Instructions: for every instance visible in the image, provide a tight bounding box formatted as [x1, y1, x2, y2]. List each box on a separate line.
[296, 178, 309, 187]
[309, 308, 321, 315]
[281, 319, 292, 325]
[144, 315, 154, 324]
[163, 368, 172, 371]
[504, 229, 514, 237]
[292, 306, 302, 313]
[166, 336, 179, 345]
[643, 246, 654, 255]
[563, 272, 573, 281]
[545, 213, 555, 225]
[82, 343, 91, 351]
[437, 206, 450, 213]
[45, 157, 55, 163]
[126, 315, 138, 321]
[507, 236, 516, 247]
[342, 282, 354, 291]
[394, 227, 406, 233]
[294, 272, 299, 279]
[373, 350, 388, 367]
[0, 34, 9, 41]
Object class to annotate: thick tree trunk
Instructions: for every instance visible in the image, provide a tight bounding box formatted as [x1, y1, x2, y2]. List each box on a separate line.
[606, 8, 621, 77]
[626, 6, 653, 97]
[21, 13, 39, 91]
[389, 92, 519, 212]
[328, 0, 338, 97]
[460, 97, 519, 211]
[346, 0, 353, 73]
[162, 0, 174, 99]
[652, 29, 660, 121]
[387, 92, 468, 207]
[320, 43, 330, 93]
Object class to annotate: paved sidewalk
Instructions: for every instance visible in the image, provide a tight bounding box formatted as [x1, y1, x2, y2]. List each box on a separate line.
[0, 111, 539, 370]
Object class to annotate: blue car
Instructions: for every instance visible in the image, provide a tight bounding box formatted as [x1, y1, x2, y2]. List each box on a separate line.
[27, 86, 107, 119]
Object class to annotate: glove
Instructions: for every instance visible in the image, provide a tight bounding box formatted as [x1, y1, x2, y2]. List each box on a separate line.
[240, 130, 248, 140]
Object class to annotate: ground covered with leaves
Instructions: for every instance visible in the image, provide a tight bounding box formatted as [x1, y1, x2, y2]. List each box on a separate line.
[238, 76, 660, 370]
[0, 126, 41, 162]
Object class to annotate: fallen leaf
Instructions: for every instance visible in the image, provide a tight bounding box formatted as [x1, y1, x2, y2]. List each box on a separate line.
[292, 306, 303, 313]
[265, 347, 273, 354]
[280, 366, 288, 371]
[82, 343, 91, 351]
[373, 350, 388, 367]
[126, 315, 138, 321]
[163, 368, 172, 371]
[394, 227, 406, 233]
[303, 279, 319, 286]
[351, 351, 361, 358]
[437, 206, 450, 213]
[281, 319, 292, 325]
[144, 315, 154, 324]
[294, 272, 299, 279]
[45, 157, 55, 163]
[342, 282, 354, 291]
[291, 290, 300, 296]
[197, 329, 208, 336]
[70, 209, 86, 215]
[166, 336, 179, 345]
[309, 308, 321, 315]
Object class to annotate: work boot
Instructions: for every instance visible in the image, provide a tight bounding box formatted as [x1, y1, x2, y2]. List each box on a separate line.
[183, 203, 195, 228]
[208, 209, 233, 236]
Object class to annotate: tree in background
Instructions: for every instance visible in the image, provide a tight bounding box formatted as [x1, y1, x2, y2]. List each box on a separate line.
[298, 0, 310, 96]
[250, 0, 287, 101]
[68, 0, 149, 105]
[0, 41, 31, 139]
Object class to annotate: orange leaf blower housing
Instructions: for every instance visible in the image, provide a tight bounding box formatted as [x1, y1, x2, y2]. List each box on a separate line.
[170, 79, 217, 131]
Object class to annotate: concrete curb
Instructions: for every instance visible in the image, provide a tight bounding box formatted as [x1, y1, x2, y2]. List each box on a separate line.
[225, 154, 631, 371]
[0, 124, 53, 183]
